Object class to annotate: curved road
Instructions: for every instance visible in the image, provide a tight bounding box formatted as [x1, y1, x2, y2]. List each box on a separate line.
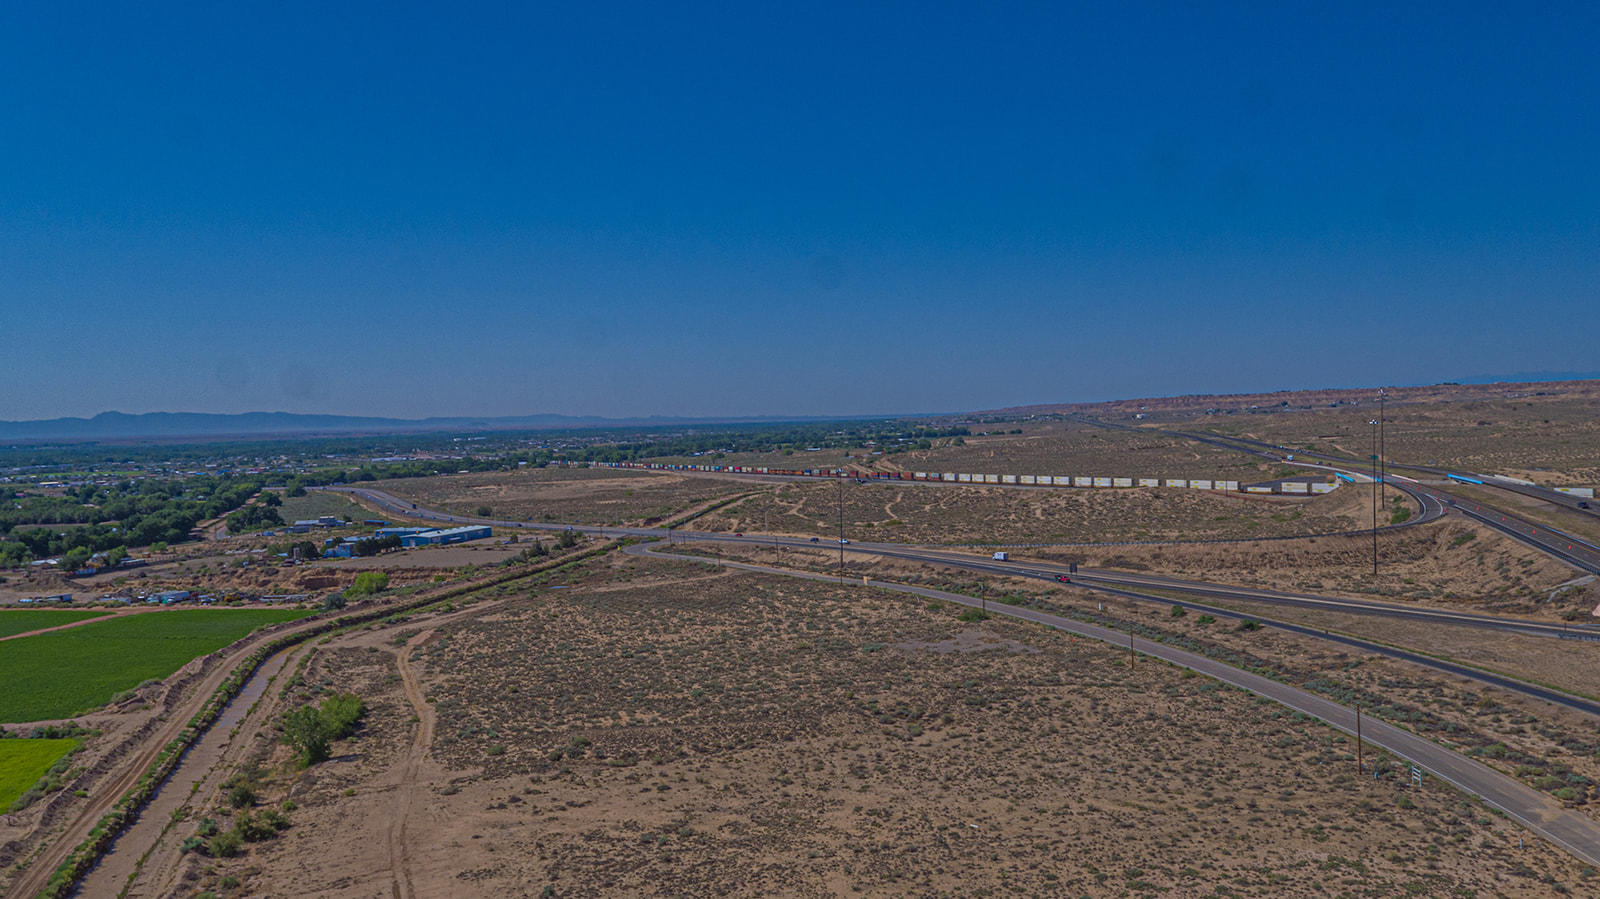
[626, 541, 1600, 870]
[324, 486, 1600, 719]
[325, 485, 1597, 641]
[1120, 422, 1600, 576]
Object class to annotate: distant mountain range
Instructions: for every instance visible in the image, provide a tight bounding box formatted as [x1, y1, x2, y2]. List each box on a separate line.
[1456, 371, 1600, 385]
[0, 410, 885, 444]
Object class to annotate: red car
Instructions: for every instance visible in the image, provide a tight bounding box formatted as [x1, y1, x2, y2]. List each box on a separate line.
[1057, 575, 1071, 583]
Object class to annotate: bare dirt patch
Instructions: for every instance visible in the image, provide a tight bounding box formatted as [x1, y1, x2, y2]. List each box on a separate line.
[382, 467, 748, 527]
[692, 479, 1374, 545]
[215, 558, 1588, 896]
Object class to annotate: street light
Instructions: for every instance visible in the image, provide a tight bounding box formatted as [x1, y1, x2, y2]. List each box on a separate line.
[838, 476, 845, 570]
[1369, 417, 1379, 576]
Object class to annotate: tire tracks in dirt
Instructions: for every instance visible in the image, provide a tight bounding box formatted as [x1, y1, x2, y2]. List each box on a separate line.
[387, 629, 435, 899]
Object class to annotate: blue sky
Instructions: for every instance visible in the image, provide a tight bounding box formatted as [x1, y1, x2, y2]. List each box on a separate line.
[3, 3, 1596, 420]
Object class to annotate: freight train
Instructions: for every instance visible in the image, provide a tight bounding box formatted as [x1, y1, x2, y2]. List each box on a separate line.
[571, 461, 1338, 496]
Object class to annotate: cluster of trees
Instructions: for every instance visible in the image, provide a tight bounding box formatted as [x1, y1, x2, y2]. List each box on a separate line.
[0, 475, 271, 568]
[350, 534, 402, 556]
[224, 492, 283, 533]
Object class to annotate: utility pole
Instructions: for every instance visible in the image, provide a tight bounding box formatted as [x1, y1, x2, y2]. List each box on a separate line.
[837, 476, 845, 570]
[1370, 417, 1379, 577]
[1356, 706, 1363, 773]
[1379, 389, 1387, 514]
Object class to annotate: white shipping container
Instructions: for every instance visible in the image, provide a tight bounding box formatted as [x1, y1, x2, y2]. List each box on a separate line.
[1190, 479, 1213, 490]
[984, 474, 1000, 484]
[1311, 483, 1337, 494]
[1036, 476, 1053, 485]
[1092, 477, 1113, 488]
[1282, 482, 1309, 494]
[914, 472, 927, 480]
[1074, 477, 1093, 487]
[943, 473, 957, 482]
[1055, 475, 1071, 486]
[1165, 479, 1187, 488]
[1020, 475, 1036, 485]
[1113, 477, 1134, 487]
[1246, 486, 1273, 494]
[957, 473, 972, 483]
[1138, 478, 1160, 488]
[1002, 474, 1018, 484]
[1555, 486, 1597, 498]
[1217, 480, 1239, 491]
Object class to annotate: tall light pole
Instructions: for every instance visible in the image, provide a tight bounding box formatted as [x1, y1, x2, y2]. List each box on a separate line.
[1369, 417, 1379, 577]
[838, 476, 845, 570]
[1378, 389, 1387, 515]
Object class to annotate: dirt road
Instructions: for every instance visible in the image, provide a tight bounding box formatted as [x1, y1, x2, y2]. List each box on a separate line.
[387, 629, 436, 899]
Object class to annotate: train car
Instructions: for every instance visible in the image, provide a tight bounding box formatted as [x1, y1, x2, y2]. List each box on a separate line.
[1447, 474, 1485, 485]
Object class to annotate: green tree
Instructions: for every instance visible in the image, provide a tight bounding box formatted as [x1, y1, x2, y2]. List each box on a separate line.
[61, 546, 91, 571]
[282, 706, 330, 767]
[346, 571, 389, 597]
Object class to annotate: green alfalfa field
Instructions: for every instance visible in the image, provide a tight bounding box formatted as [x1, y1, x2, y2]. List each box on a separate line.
[0, 608, 314, 723]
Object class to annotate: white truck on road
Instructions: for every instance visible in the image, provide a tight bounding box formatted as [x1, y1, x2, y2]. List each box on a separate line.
[992, 551, 1009, 561]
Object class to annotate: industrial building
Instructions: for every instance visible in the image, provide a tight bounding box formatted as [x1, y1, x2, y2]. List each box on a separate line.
[399, 525, 492, 548]
[374, 526, 433, 538]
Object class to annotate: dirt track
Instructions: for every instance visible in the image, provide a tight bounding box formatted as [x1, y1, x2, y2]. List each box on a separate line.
[388, 629, 436, 899]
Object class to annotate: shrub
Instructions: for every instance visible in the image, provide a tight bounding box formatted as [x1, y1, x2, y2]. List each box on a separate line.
[282, 693, 365, 767]
[1169, 604, 1186, 618]
[227, 784, 256, 809]
[957, 608, 990, 623]
[282, 707, 330, 767]
[319, 693, 366, 740]
[346, 572, 389, 598]
[206, 829, 242, 857]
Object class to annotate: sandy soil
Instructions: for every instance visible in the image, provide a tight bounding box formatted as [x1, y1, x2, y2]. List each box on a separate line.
[686, 478, 1379, 546]
[381, 468, 748, 527]
[203, 557, 1588, 897]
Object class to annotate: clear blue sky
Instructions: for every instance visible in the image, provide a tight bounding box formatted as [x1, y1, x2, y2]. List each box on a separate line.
[3, 3, 1596, 421]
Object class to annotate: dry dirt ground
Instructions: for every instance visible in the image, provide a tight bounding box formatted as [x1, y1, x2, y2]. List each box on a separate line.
[646, 419, 1285, 484]
[688, 479, 1380, 546]
[659, 542, 1600, 826]
[1188, 388, 1600, 487]
[380, 467, 749, 527]
[892, 420, 1275, 482]
[1036, 517, 1597, 617]
[199, 555, 1589, 897]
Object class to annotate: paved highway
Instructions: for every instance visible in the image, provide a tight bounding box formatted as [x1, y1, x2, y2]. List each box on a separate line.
[1140, 425, 1600, 576]
[325, 485, 1589, 641]
[322, 486, 1600, 714]
[627, 541, 1600, 870]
